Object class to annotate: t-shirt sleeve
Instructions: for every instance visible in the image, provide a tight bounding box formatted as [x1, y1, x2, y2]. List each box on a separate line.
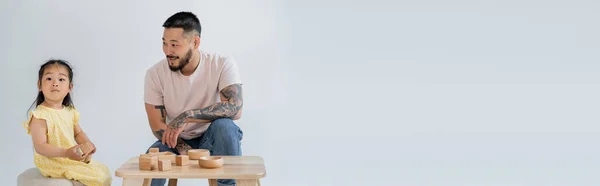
[218, 57, 243, 92]
[73, 108, 80, 127]
[22, 108, 48, 135]
[144, 68, 164, 106]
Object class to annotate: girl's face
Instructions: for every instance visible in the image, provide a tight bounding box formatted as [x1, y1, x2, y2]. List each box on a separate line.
[38, 64, 72, 104]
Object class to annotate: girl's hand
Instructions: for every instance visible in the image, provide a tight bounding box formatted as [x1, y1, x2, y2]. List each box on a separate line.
[88, 142, 97, 155]
[65, 145, 85, 161]
[83, 154, 92, 164]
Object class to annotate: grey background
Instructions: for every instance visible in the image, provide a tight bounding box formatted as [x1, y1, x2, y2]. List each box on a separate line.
[1, 0, 599, 185]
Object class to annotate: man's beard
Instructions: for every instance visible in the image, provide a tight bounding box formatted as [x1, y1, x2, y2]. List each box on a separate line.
[168, 49, 192, 72]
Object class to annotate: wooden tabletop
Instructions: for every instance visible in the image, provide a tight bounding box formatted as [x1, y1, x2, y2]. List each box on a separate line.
[115, 156, 266, 179]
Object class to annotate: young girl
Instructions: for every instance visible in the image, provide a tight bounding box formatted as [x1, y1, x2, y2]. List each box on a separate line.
[23, 59, 112, 186]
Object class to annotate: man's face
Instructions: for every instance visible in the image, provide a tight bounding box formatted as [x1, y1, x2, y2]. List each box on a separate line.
[163, 28, 194, 72]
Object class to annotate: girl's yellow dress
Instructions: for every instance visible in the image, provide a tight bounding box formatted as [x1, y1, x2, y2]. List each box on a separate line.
[23, 105, 112, 186]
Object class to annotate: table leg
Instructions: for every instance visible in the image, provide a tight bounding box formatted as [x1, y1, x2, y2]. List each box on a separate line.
[168, 178, 178, 186]
[236, 179, 259, 186]
[208, 179, 218, 186]
[142, 178, 151, 186]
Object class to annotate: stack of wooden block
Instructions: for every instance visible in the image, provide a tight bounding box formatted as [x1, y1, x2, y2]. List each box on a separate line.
[138, 148, 190, 171]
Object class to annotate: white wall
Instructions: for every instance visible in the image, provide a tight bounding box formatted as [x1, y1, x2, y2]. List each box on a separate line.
[2, 0, 600, 185]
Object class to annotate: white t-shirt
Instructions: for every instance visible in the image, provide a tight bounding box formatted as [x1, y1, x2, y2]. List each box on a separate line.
[144, 50, 242, 139]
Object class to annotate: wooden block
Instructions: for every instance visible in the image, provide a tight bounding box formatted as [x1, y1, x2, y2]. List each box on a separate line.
[155, 151, 174, 156]
[158, 154, 176, 163]
[149, 148, 160, 153]
[138, 155, 152, 170]
[151, 156, 158, 170]
[188, 149, 210, 160]
[139, 155, 157, 170]
[149, 151, 174, 157]
[158, 160, 171, 171]
[176, 155, 189, 166]
[139, 162, 152, 171]
[75, 148, 83, 156]
[80, 142, 94, 156]
[83, 154, 92, 164]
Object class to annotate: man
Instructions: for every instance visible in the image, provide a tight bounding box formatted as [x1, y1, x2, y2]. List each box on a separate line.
[143, 11, 244, 186]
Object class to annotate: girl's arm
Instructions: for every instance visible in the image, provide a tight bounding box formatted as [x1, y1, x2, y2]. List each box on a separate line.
[74, 125, 90, 144]
[29, 116, 83, 160]
[74, 124, 96, 154]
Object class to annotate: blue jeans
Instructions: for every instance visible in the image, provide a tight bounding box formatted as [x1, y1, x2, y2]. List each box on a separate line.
[145, 118, 243, 186]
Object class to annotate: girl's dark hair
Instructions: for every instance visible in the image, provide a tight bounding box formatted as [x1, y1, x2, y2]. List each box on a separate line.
[30, 59, 75, 110]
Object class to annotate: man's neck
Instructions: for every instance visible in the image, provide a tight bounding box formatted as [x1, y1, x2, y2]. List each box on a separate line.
[180, 50, 201, 76]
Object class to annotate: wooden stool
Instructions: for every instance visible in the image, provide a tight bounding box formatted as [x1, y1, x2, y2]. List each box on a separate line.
[18, 168, 85, 186]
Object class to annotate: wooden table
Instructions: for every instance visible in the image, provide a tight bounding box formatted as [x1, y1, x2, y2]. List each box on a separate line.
[115, 156, 266, 186]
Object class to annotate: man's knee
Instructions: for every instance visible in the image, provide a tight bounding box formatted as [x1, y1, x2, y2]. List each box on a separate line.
[210, 118, 242, 140]
[146, 140, 174, 153]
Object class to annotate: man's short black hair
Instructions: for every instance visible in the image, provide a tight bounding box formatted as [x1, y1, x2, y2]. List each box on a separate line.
[163, 11, 201, 37]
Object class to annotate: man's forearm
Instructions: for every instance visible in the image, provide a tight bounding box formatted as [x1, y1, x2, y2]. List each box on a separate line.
[186, 102, 241, 121]
[186, 84, 243, 121]
[149, 104, 193, 151]
[152, 128, 166, 140]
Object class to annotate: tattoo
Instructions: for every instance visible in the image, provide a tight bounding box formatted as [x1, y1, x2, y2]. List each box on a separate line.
[167, 112, 188, 130]
[175, 138, 193, 155]
[153, 129, 165, 140]
[152, 129, 192, 154]
[186, 84, 243, 121]
[152, 106, 191, 153]
[155, 104, 184, 132]
[154, 105, 166, 122]
[154, 84, 242, 154]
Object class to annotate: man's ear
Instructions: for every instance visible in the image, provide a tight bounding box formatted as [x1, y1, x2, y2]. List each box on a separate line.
[193, 36, 201, 49]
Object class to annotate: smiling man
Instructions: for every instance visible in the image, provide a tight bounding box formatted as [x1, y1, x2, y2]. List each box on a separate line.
[143, 11, 243, 186]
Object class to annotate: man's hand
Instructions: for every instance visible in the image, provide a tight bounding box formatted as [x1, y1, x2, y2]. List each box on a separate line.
[163, 124, 186, 148]
[163, 111, 190, 148]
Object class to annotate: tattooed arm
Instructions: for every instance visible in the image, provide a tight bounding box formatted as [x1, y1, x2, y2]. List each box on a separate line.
[144, 103, 193, 153]
[144, 103, 167, 139]
[184, 84, 244, 121]
[164, 84, 243, 132]
[162, 84, 243, 148]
